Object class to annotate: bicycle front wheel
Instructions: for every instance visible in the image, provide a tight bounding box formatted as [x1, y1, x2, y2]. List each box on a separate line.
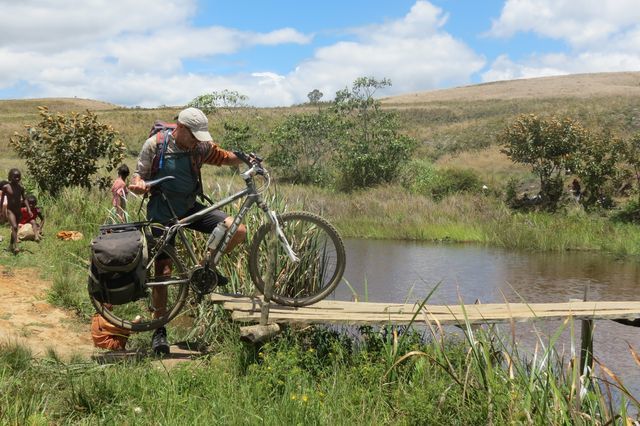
[249, 211, 346, 306]
[89, 245, 190, 332]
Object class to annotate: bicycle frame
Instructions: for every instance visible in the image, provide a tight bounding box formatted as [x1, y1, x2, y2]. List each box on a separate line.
[145, 164, 299, 286]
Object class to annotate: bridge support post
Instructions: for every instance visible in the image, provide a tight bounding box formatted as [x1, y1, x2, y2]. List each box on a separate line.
[578, 285, 594, 376]
[580, 318, 594, 375]
[240, 224, 281, 344]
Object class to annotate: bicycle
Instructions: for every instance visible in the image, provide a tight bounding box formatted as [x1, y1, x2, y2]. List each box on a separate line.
[89, 154, 346, 332]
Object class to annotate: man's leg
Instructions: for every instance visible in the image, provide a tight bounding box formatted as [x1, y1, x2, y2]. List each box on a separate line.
[151, 257, 171, 354]
[152, 258, 172, 318]
[222, 216, 246, 253]
[186, 205, 247, 285]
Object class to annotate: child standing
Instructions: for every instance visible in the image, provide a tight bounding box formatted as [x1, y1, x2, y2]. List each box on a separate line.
[111, 164, 130, 223]
[0, 179, 8, 224]
[19, 194, 45, 241]
[1, 169, 30, 254]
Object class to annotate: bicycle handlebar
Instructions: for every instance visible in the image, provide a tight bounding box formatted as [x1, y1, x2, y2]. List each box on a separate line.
[145, 175, 176, 188]
[234, 151, 267, 177]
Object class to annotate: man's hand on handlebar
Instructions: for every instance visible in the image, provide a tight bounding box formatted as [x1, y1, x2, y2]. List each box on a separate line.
[233, 151, 262, 167]
[128, 176, 148, 194]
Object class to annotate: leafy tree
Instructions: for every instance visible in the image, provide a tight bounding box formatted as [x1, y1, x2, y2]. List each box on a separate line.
[332, 77, 417, 190]
[622, 132, 640, 203]
[307, 89, 323, 104]
[268, 111, 337, 185]
[187, 90, 248, 114]
[499, 114, 587, 208]
[572, 129, 624, 208]
[221, 121, 260, 154]
[10, 107, 125, 195]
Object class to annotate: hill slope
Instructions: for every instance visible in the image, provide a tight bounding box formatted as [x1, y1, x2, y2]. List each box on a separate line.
[383, 71, 640, 104]
[2, 71, 640, 163]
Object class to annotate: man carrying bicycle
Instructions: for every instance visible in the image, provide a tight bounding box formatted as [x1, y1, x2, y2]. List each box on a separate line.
[129, 107, 247, 355]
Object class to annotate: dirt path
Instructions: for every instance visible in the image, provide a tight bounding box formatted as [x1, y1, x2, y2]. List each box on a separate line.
[0, 266, 204, 365]
[0, 266, 96, 360]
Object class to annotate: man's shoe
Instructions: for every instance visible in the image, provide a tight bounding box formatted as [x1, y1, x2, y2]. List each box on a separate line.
[151, 326, 170, 355]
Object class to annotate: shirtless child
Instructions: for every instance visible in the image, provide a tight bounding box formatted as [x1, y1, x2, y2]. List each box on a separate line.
[1, 169, 31, 254]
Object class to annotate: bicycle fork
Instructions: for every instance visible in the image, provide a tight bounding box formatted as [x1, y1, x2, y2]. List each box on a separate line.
[265, 209, 300, 263]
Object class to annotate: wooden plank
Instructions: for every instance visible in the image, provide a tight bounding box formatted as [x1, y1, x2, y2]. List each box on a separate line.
[218, 300, 640, 319]
[212, 294, 640, 313]
[211, 294, 640, 326]
[230, 311, 640, 326]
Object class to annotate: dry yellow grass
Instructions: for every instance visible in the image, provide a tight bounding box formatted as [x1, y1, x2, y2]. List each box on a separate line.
[2, 71, 639, 167]
[435, 145, 532, 183]
[382, 71, 640, 105]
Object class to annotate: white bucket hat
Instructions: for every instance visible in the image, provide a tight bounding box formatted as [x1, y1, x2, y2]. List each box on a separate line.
[177, 107, 212, 142]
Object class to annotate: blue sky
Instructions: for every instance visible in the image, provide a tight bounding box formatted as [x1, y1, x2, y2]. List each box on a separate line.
[0, 0, 638, 107]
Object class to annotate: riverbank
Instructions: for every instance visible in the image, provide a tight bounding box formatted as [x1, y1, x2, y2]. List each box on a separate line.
[267, 180, 640, 258]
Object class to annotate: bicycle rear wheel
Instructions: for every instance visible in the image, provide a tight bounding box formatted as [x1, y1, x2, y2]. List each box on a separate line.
[89, 245, 190, 332]
[249, 211, 346, 306]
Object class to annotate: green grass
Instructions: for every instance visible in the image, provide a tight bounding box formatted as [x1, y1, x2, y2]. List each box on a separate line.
[2, 317, 638, 424]
[1, 171, 639, 423]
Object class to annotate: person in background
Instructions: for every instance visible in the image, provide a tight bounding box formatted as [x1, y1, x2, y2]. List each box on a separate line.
[1, 169, 30, 254]
[0, 179, 8, 224]
[111, 164, 130, 222]
[570, 178, 582, 202]
[19, 194, 45, 241]
[128, 107, 248, 355]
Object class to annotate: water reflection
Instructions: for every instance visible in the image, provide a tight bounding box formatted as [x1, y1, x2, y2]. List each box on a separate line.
[335, 239, 640, 304]
[332, 239, 640, 397]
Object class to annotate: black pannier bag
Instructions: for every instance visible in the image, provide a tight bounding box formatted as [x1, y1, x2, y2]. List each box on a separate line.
[88, 223, 148, 305]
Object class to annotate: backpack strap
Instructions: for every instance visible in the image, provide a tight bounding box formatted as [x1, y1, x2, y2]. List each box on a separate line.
[190, 143, 212, 204]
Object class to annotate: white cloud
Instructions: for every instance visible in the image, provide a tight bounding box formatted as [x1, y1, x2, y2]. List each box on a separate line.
[0, 0, 484, 107]
[0, 0, 192, 52]
[270, 1, 485, 105]
[483, 0, 640, 84]
[489, 0, 640, 47]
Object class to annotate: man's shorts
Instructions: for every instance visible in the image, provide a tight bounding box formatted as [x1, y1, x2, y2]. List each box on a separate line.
[152, 202, 228, 259]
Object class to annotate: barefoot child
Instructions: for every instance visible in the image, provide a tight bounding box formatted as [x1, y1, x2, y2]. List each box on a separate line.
[1, 169, 30, 253]
[0, 179, 7, 224]
[111, 164, 129, 222]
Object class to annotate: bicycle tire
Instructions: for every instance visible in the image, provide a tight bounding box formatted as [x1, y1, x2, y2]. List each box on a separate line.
[89, 245, 190, 332]
[249, 211, 346, 306]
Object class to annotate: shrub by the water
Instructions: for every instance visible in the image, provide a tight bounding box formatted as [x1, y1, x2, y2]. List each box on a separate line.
[400, 160, 482, 200]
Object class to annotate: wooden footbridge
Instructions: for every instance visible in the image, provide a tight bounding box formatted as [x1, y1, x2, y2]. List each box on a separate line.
[212, 294, 640, 369]
[211, 294, 640, 326]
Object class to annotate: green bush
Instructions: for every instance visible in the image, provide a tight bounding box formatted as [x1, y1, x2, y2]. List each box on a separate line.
[431, 168, 482, 200]
[611, 199, 640, 223]
[267, 111, 337, 185]
[333, 77, 418, 190]
[400, 161, 481, 200]
[399, 159, 438, 194]
[504, 177, 519, 207]
[10, 107, 125, 195]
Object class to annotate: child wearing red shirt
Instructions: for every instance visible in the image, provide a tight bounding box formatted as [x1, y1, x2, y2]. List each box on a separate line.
[19, 194, 44, 242]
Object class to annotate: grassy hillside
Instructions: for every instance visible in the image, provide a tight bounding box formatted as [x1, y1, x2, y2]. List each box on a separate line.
[2, 71, 640, 180]
[385, 72, 640, 157]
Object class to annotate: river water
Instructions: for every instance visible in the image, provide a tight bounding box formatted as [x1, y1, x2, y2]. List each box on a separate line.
[328, 239, 640, 398]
